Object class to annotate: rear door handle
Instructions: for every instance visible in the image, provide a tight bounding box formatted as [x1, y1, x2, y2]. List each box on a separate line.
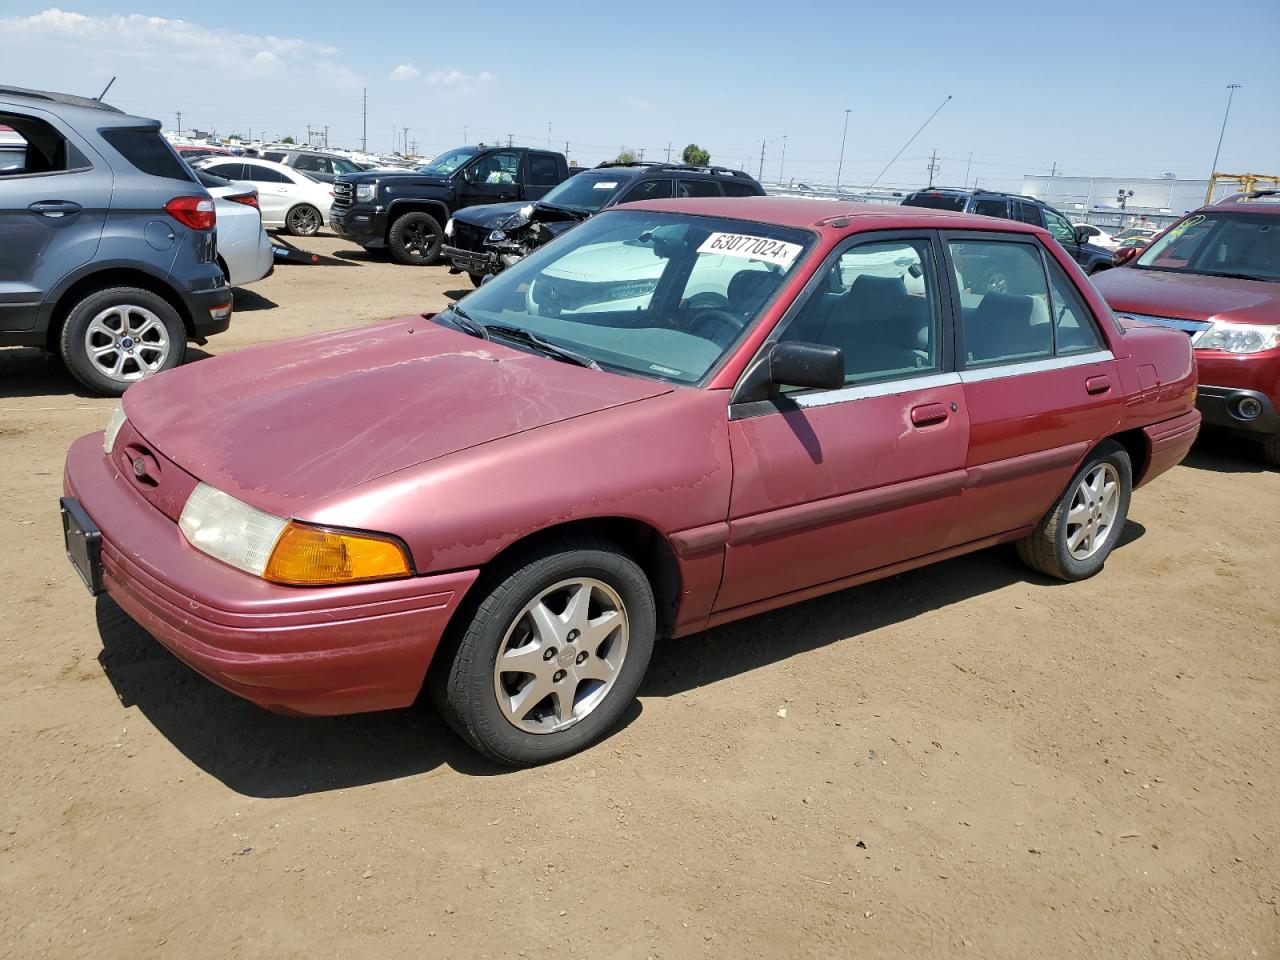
[1085, 375, 1112, 395]
[910, 402, 949, 427]
[29, 200, 82, 218]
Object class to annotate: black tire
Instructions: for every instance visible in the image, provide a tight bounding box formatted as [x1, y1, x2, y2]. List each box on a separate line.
[1261, 435, 1280, 469]
[431, 536, 656, 766]
[468, 272, 486, 288]
[285, 204, 322, 237]
[387, 211, 443, 265]
[59, 286, 186, 396]
[1017, 440, 1133, 581]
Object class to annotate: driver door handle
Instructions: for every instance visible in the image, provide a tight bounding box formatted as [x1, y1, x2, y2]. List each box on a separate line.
[910, 403, 949, 427]
[29, 200, 82, 218]
[1085, 375, 1112, 395]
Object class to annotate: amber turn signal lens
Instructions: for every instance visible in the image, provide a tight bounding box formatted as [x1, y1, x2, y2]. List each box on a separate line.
[263, 523, 411, 586]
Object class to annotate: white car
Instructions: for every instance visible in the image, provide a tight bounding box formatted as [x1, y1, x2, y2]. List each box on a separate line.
[1072, 223, 1119, 250]
[193, 170, 273, 286]
[193, 157, 333, 236]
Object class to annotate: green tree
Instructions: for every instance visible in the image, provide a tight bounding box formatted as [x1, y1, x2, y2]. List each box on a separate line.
[280, 135, 296, 144]
[681, 143, 710, 166]
[615, 147, 639, 164]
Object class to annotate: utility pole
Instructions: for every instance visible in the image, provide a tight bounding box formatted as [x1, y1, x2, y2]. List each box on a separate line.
[306, 124, 312, 146]
[1209, 82, 1242, 179]
[779, 135, 787, 183]
[403, 126, 409, 156]
[564, 140, 570, 159]
[758, 139, 766, 180]
[361, 88, 367, 153]
[926, 148, 940, 188]
[1049, 160, 1059, 177]
[463, 124, 468, 144]
[965, 152, 973, 189]
[665, 142, 672, 162]
[507, 133, 513, 147]
[638, 148, 645, 161]
[324, 125, 329, 149]
[175, 111, 182, 137]
[547, 122, 552, 148]
[835, 108, 851, 193]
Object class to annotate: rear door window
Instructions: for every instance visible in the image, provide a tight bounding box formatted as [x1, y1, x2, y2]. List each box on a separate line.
[722, 181, 762, 197]
[949, 238, 1053, 367]
[203, 162, 245, 180]
[1045, 257, 1103, 354]
[617, 178, 673, 204]
[1013, 201, 1043, 226]
[971, 197, 1009, 219]
[0, 114, 92, 176]
[902, 192, 966, 211]
[292, 154, 331, 174]
[528, 153, 561, 185]
[242, 163, 289, 183]
[677, 179, 722, 198]
[100, 128, 194, 182]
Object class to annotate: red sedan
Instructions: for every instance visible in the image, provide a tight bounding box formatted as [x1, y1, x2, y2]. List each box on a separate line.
[61, 197, 1199, 764]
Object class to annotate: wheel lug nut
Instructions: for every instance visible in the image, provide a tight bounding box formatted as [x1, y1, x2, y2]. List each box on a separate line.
[553, 670, 566, 682]
[543, 648, 556, 661]
[567, 629, 580, 641]
[576, 651, 588, 664]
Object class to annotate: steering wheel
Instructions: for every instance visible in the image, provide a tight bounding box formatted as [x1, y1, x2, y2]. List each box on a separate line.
[686, 292, 731, 311]
[689, 308, 743, 346]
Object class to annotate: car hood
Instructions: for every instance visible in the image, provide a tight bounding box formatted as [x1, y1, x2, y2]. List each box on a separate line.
[337, 170, 450, 187]
[123, 318, 672, 516]
[452, 201, 527, 229]
[1093, 267, 1280, 325]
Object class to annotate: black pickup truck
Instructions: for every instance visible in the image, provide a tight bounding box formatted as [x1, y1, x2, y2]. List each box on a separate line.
[330, 145, 572, 264]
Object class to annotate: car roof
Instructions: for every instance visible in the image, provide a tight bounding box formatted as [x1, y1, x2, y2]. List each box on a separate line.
[617, 195, 1047, 235]
[0, 85, 159, 129]
[1198, 195, 1280, 216]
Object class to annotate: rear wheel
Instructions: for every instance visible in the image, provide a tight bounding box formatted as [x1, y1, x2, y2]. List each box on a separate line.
[285, 203, 322, 237]
[1016, 440, 1132, 581]
[431, 537, 655, 766]
[59, 286, 186, 396]
[388, 211, 443, 265]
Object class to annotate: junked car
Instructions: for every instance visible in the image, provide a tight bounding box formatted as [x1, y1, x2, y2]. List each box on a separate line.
[62, 197, 1200, 765]
[443, 162, 765, 285]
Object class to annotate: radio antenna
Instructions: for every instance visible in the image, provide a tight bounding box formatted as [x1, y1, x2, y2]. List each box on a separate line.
[95, 76, 116, 101]
[869, 94, 952, 189]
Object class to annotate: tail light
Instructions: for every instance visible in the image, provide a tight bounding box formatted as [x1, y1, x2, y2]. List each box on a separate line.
[227, 192, 259, 210]
[164, 196, 216, 230]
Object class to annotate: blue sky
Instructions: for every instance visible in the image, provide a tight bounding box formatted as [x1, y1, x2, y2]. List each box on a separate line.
[3, 2, 1277, 190]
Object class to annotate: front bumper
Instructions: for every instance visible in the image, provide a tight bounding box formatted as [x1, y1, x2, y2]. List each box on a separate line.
[442, 244, 498, 276]
[63, 432, 479, 716]
[1196, 385, 1280, 436]
[329, 206, 386, 247]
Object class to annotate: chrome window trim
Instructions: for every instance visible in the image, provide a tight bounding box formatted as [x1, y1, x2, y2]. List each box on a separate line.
[792, 372, 961, 409]
[958, 349, 1114, 383]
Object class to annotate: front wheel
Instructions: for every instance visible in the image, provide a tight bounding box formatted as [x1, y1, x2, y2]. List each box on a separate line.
[431, 537, 656, 765]
[468, 272, 486, 288]
[387, 211, 443, 265]
[285, 203, 322, 237]
[1016, 440, 1132, 581]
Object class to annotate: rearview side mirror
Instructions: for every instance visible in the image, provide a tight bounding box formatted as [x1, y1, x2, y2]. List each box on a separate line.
[733, 341, 845, 405]
[1113, 245, 1141, 266]
[1072, 225, 1092, 245]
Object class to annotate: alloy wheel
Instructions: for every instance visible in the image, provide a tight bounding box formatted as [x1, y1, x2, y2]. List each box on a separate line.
[1065, 462, 1120, 560]
[492, 578, 629, 734]
[83, 305, 171, 383]
[289, 206, 320, 235]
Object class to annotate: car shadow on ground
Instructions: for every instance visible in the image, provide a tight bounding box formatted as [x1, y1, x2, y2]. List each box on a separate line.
[230, 287, 278, 312]
[641, 531, 1144, 699]
[94, 530, 1141, 797]
[1178, 432, 1270, 474]
[0, 347, 95, 399]
[330, 248, 384, 264]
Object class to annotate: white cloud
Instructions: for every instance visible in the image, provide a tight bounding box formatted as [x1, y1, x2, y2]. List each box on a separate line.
[390, 63, 419, 81]
[426, 68, 494, 87]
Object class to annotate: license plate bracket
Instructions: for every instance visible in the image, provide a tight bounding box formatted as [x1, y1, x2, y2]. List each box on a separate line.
[60, 496, 103, 596]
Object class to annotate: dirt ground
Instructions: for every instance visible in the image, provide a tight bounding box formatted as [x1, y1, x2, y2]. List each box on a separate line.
[1, 234, 1277, 960]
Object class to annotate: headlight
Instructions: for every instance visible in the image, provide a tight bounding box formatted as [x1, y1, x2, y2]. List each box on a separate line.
[444, 218, 454, 237]
[1193, 322, 1280, 354]
[178, 482, 411, 585]
[487, 229, 507, 242]
[519, 204, 534, 219]
[103, 403, 127, 454]
[354, 183, 377, 202]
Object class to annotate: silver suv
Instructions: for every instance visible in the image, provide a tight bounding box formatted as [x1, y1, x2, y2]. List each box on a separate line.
[259, 148, 367, 184]
[0, 86, 232, 395]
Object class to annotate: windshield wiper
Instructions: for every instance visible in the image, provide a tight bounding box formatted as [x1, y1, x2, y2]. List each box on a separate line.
[440, 303, 490, 340]
[1207, 271, 1272, 282]
[485, 324, 600, 369]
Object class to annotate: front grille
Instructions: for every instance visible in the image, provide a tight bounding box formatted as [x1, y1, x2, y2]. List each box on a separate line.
[450, 220, 489, 253]
[1119, 312, 1212, 337]
[332, 180, 355, 209]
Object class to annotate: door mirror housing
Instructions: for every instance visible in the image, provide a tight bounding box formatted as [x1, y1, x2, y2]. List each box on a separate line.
[1113, 245, 1141, 266]
[1072, 225, 1092, 245]
[733, 341, 845, 405]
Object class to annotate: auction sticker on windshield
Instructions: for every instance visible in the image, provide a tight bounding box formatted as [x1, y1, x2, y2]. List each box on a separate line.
[698, 232, 803, 268]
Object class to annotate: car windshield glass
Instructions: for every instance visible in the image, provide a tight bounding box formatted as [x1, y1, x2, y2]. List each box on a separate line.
[418, 147, 478, 176]
[439, 210, 813, 384]
[539, 174, 625, 212]
[1135, 212, 1280, 281]
[902, 193, 966, 211]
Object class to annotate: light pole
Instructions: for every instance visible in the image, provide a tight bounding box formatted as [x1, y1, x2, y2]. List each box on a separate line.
[779, 135, 787, 183]
[835, 108, 851, 194]
[1209, 83, 1241, 180]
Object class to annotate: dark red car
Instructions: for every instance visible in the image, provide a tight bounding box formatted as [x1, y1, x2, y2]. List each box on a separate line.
[1095, 193, 1280, 466]
[61, 197, 1200, 764]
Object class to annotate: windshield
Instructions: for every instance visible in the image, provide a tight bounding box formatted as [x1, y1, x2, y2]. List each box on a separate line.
[902, 192, 966, 211]
[440, 210, 814, 384]
[418, 147, 478, 176]
[1136, 211, 1280, 281]
[539, 174, 625, 212]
